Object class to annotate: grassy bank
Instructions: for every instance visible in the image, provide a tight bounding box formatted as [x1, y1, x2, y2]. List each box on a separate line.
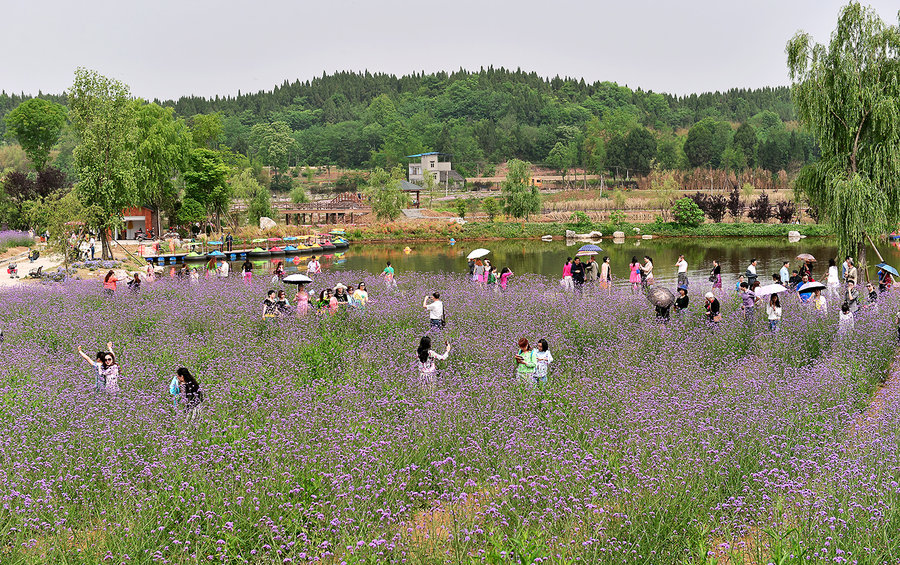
[344, 220, 833, 242]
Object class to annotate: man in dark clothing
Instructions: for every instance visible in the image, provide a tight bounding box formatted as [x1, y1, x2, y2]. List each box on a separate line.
[468, 259, 475, 276]
[788, 270, 802, 290]
[225, 233, 233, 252]
[571, 257, 586, 291]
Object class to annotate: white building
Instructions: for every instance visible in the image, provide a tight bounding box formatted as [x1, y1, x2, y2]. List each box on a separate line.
[407, 152, 462, 186]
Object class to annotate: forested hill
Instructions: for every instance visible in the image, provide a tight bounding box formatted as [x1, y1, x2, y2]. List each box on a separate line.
[1, 68, 808, 175]
[161, 68, 795, 128]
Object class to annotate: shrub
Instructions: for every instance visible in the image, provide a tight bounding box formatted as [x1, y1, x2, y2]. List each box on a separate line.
[482, 197, 500, 221]
[455, 199, 467, 220]
[567, 211, 592, 228]
[671, 197, 705, 227]
[727, 188, 744, 221]
[775, 200, 797, 224]
[748, 192, 773, 223]
[705, 194, 727, 223]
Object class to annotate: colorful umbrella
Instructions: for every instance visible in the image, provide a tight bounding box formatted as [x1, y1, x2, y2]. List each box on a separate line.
[796, 253, 816, 262]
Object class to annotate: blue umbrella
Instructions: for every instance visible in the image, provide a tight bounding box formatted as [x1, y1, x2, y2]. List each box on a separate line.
[876, 263, 899, 277]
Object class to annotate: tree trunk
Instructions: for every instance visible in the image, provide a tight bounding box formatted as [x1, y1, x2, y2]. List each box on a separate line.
[858, 240, 867, 284]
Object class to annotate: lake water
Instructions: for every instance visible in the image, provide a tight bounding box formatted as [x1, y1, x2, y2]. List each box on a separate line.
[209, 236, 899, 289]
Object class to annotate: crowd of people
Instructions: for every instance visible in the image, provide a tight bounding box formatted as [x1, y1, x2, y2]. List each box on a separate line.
[82, 247, 900, 405]
[262, 281, 370, 318]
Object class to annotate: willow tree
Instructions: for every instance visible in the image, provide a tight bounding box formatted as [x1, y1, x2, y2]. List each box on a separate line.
[787, 3, 900, 276]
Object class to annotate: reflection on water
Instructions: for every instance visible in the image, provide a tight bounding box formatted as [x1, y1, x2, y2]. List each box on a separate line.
[191, 236, 897, 290]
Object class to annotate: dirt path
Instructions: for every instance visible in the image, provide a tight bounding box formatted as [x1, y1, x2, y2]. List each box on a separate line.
[0, 253, 63, 288]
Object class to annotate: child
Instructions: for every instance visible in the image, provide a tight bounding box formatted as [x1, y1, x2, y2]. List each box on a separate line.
[169, 374, 181, 408]
[839, 303, 854, 334]
[533, 339, 553, 385]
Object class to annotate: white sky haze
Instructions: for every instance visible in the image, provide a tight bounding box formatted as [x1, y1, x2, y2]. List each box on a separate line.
[1, 0, 897, 99]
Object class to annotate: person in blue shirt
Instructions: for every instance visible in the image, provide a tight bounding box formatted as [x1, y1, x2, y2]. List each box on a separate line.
[779, 261, 790, 285]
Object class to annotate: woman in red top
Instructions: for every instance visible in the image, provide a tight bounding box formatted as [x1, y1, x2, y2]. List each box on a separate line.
[102, 271, 122, 294]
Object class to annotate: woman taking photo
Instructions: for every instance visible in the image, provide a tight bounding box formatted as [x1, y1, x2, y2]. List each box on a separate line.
[416, 335, 451, 388]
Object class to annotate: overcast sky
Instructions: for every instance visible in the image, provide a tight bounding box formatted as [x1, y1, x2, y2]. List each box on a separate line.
[1, 0, 897, 100]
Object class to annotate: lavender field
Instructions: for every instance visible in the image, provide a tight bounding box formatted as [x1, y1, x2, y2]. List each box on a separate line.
[1, 273, 899, 564]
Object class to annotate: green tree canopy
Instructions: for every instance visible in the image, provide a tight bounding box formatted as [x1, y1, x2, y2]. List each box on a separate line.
[184, 148, 231, 231]
[4, 98, 68, 171]
[366, 165, 409, 221]
[176, 197, 206, 226]
[69, 68, 138, 259]
[788, 2, 900, 266]
[732, 122, 758, 167]
[623, 127, 657, 174]
[502, 159, 540, 220]
[230, 169, 271, 227]
[249, 121, 297, 182]
[191, 113, 223, 149]
[133, 101, 192, 234]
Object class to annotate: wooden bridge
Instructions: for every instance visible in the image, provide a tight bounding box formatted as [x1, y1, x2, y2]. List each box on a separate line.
[281, 193, 371, 225]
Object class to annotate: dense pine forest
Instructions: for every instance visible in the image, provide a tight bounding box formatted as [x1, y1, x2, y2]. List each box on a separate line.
[0, 68, 815, 178]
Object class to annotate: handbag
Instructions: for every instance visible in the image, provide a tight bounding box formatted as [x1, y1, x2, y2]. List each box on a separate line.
[708, 274, 717, 283]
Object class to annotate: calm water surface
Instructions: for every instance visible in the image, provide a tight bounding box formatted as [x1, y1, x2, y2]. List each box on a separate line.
[221, 237, 899, 289]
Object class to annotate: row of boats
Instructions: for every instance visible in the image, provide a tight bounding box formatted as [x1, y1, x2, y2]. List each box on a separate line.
[145, 232, 350, 264]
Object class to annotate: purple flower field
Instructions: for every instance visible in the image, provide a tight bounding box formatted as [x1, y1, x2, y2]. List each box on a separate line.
[0, 273, 898, 564]
[0, 230, 33, 253]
